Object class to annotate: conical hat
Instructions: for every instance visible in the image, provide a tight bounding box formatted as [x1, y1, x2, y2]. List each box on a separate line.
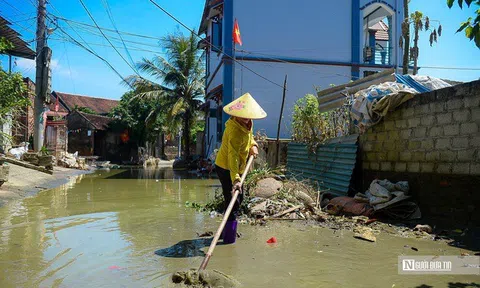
[223, 93, 267, 119]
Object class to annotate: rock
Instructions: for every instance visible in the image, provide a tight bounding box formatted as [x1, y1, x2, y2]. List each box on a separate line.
[352, 216, 369, 224]
[22, 152, 39, 165]
[293, 190, 315, 209]
[414, 224, 433, 234]
[38, 155, 54, 168]
[252, 178, 282, 199]
[0, 164, 9, 187]
[171, 269, 240, 287]
[353, 226, 377, 242]
[251, 201, 268, 214]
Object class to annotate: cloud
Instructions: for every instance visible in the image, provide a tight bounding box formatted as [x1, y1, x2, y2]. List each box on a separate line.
[15, 58, 77, 78]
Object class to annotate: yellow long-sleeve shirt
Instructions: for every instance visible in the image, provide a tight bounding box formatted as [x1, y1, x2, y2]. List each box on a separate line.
[215, 118, 257, 183]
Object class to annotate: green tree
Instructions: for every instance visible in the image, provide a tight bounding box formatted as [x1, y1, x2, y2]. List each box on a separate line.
[400, 11, 442, 75]
[0, 37, 29, 148]
[447, 0, 480, 48]
[125, 30, 205, 159]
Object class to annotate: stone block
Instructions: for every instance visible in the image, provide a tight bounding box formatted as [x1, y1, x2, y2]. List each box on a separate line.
[437, 113, 453, 125]
[403, 108, 415, 118]
[363, 162, 370, 170]
[396, 140, 407, 150]
[460, 123, 478, 135]
[400, 129, 412, 139]
[367, 133, 376, 141]
[437, 163, 452, 174]
[384, 121, 395, 131]
[370, 162, 380, 171]
[435, 138, 451, 150]
[414, 104, 430, 115]
[373, 142, 383, 151]
[376, 132, 387, 141]
[453, 110, 470, 122]
[447, 99, 464, 110]
[400, 151, 412, 162]
[388, 130, 400, 140]
[444, 124, 460, 136]
[440, 150, 457, 162]
[363, 142, 374, 152]
[452, 137, 469, 149]
[452, 163, 470, 174]
[426, 151, 440, 161]
[407, 162, 420, 173]
[365, 152, 377, 161]
[384, 141, 396, 151]
[464, 97, 480, 108]
[414, 127, 427, 138]
[470, 164, 480, 175]
[387, 151, 399, 161]
[408, 141, 422, 150]
[421, 139, 434, 150]
[458, 149, 476, 162]
[394, 162, 407, 172]
[421, 115, 435, 127]
[420, 163, 435, 173]
[408, 118, 421, 128]
[396, 120, 407, 129]
[380, 162, 392, 171]
[471, 136, 480, 147]
[431, 102, 446, 113]
[378, 152, 388, 161]
[429, 126, 443, 137]
[412, 152, 425, 161]
[472, 108, 480, 121]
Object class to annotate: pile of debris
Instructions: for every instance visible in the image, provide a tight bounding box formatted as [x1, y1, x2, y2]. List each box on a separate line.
[0, 157, 9, 187]
[189, 173, 458, 243]
[58, 152, 87, 170]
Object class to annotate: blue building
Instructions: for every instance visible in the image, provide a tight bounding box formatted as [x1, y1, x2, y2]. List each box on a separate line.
[199, 0, 405, 156]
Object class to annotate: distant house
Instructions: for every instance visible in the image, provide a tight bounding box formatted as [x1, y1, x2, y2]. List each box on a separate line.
[198, 0, 405, 156]
[50, 92, 120, 161]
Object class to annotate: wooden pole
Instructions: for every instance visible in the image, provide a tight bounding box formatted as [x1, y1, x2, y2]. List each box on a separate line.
[275, 75, 287, 167]
[199, 156, 254, 271]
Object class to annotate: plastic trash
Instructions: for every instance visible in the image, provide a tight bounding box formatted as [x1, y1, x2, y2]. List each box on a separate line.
[7, 142, 29, 160]
[266, 237, 277, 244]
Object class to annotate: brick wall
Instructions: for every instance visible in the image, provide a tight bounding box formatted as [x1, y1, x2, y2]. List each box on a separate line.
[358, 80, 480, 226]
[360, 80, 480, 175]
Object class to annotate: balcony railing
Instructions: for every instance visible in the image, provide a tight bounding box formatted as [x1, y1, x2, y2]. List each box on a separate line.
[363, 46, 392, 65]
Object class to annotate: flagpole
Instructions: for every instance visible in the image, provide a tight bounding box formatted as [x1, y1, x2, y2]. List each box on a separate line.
[232, 19, 236, 100]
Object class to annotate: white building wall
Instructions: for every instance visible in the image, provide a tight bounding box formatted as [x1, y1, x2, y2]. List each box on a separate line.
[234, 61, 351, 139]
[233, 0, 352, 62]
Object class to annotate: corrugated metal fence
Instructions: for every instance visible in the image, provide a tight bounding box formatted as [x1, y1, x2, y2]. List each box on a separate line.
[286, 135, 358, 196]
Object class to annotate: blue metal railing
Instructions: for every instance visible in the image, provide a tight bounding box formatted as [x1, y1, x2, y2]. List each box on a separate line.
[363, 47, 392, 65]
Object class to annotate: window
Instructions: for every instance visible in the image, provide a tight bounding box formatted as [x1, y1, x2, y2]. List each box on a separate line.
[211, 17, 222, 52]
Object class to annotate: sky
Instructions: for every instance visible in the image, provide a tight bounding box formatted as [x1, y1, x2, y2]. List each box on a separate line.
[0, 0, 479, 101]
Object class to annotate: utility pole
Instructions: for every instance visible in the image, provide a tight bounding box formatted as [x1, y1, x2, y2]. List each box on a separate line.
[34, 0, 51, 151]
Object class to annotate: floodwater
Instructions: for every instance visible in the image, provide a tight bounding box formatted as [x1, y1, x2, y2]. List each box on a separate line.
[0, 169, 478, 288]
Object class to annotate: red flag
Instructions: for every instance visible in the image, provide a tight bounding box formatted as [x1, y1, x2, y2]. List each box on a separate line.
[233, 19, 242, 46]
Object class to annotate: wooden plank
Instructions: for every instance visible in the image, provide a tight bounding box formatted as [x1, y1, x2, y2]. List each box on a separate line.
[1, 157, 53, 175]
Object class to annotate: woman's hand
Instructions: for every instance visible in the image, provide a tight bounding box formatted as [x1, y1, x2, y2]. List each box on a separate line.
[232, 181, 242, 195]
[249, 145, 259, 158]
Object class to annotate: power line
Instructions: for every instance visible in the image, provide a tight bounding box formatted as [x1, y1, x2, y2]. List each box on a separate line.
[51, 17, 133, 89]
[63, 41, 76, 93]
[77, 0, 140, 76]
[100, 0, 137, 73]
[148, 0, 286, 90]
[53, 16, 162, 40]
[419, 66, 480, 71]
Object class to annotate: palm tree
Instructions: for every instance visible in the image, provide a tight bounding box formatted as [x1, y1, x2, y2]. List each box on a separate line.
[126, 31, 205, 159]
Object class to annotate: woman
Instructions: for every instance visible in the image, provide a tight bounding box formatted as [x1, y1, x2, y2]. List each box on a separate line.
[215, 92, 267, 244]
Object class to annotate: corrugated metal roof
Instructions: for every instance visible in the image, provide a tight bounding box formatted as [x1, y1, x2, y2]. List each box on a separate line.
[0, 16, 35, 59]
[286, 135, 358, 196]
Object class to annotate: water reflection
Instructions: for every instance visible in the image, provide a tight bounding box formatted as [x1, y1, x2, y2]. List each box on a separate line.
[155, 238, 213, 258]
[105, 168, 217, 180]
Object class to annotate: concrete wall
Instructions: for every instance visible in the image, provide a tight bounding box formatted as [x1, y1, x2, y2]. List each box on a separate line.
[358, 80, 480, 225]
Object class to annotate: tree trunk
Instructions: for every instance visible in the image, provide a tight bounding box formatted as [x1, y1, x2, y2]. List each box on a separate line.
[160, 133, 166, 160]
[402, 0, 410, 75]
[413, 25, 419, 75]
[183, 110, 191, 159]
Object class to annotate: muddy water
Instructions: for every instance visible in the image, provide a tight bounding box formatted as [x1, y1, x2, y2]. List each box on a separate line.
[0, 169, 477, 288]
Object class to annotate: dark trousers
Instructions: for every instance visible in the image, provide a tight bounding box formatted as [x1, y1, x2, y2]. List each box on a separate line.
[216, 165, 243, 221]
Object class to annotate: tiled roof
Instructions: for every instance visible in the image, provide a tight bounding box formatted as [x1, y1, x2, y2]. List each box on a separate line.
[48, 94, 69, 113]
[369, 20, 389, 41]
[53, 91, 119, 115]
[78, 111, 113, 130]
